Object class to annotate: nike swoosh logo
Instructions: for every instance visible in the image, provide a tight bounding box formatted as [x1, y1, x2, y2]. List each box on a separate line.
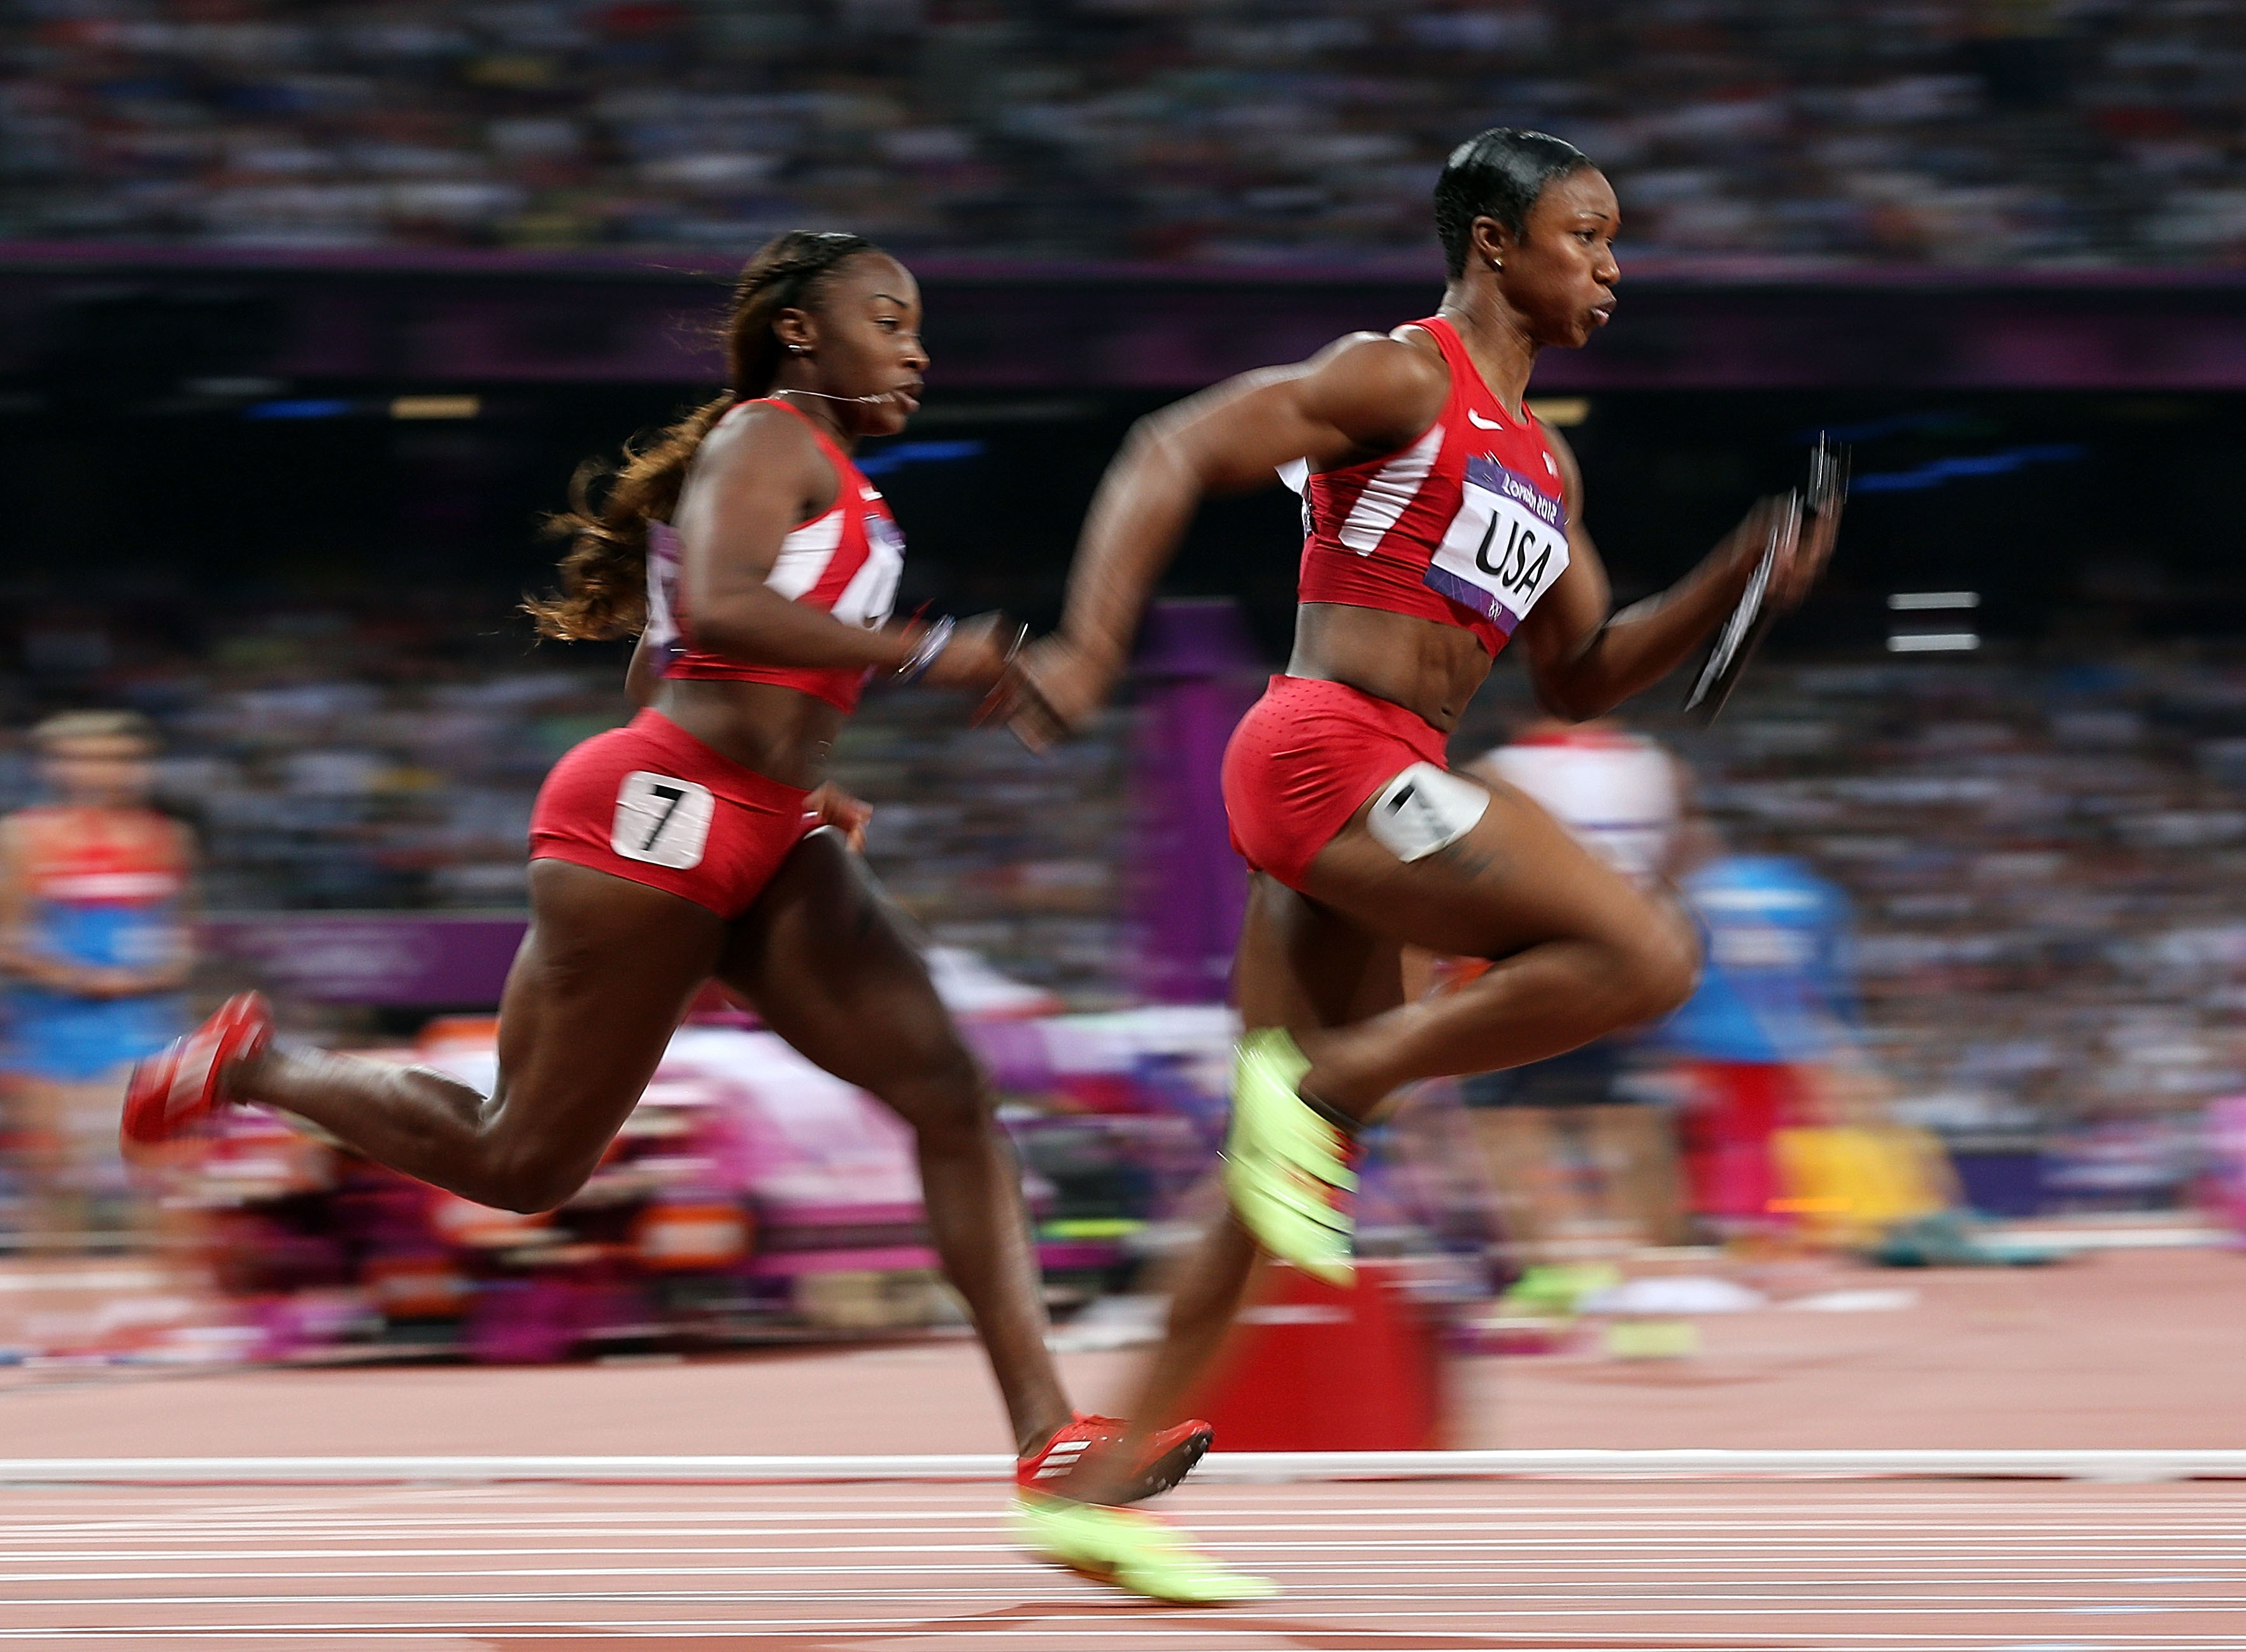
[1467, 409, 1503, 429]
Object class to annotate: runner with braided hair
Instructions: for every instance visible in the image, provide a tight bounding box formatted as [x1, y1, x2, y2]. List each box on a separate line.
[124, 230, 1213, 1511]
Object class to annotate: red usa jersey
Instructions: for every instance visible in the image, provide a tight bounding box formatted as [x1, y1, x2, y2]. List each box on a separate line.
[1286, 314, 1569, 657]
[646, 397, 904, 713]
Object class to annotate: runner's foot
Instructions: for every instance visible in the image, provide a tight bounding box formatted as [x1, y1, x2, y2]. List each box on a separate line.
[1223, 1028, 1358, 1285]
[1017, 1413, 1214, 1504]
[1014, 1493, 1276, 1603]
[121, 992, 272, 1162]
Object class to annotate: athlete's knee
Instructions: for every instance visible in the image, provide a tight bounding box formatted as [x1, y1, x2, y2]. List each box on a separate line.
[881, 1041, 997, 1148]
[1613, 908, 1700, 1023]
[474, 1135, 595, 1214]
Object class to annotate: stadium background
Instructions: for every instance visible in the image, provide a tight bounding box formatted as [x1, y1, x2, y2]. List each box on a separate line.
[3, 1, 2245, 1293]
[8, 8, 2246, 1644]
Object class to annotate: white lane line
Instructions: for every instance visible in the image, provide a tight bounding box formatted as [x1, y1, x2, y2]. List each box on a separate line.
[18, 1492, 2245, 1512]
[8, 1599, 2241, 1625]
[13, 1507, 2246, 1525]
[9, 1518, 2243, 1541]
[1, 1644, 2233, 1651]
[8, 1449, 2246, 1485]
[9, 1502, 2242, 1530]
[4, 1537, 2246, 1564]
[3, 1578, 2235, 1598]
[8, 1551, 2239, 1573]
[0, 1623, 2233, 1644]
[8, 1573, 2236, 1600]
[9, 1528, 2244, 1553]
[8, 1501, 2236, 1528]
[12, 1588, 2245, 1610]
[6, 1539, 2238, 1563]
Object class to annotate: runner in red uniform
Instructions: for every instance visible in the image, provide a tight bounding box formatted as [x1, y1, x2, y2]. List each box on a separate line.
[1007, 130, 1837, 1593]
[123, 231, 1208, 1500]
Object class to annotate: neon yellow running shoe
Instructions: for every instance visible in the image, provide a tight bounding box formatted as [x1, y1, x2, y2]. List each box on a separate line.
[1013, 1493, 1278, 1603]
[1223, 1028, 1359, 1286]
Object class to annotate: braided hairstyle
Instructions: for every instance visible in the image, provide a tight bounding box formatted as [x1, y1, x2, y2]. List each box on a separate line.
[527, 231, 879, 641]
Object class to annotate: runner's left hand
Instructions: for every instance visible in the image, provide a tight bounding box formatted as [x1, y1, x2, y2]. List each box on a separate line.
[806, 783, 872, 853]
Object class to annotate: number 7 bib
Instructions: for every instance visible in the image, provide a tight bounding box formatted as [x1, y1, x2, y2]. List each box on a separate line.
[613, 771, 715, 869]
[1422, 454, 1570, 637]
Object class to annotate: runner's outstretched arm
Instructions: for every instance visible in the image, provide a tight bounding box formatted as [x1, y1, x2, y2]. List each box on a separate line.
[1019, 334, 1442, 739]
[1519, 425, 1837, 720]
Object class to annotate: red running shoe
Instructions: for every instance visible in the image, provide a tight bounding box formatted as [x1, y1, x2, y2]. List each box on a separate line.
[1016, 1413, 1214, 1504]
[121, 992, 273, 1161]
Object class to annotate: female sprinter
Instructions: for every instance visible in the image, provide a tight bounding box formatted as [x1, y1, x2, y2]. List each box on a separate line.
[121, 230, 1209, 1506]
[1007, 131, 1837, 1595]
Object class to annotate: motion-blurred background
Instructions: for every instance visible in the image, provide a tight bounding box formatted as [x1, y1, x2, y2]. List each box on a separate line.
[2, 1, 2243, 1451]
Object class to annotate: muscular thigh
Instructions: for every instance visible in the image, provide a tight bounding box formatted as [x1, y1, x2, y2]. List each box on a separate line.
[1235, 871, 1407, 1036]
[490, 860, 727, 1152]
[714, 829, 968, 1100]
[1302, 769, 1671, 960]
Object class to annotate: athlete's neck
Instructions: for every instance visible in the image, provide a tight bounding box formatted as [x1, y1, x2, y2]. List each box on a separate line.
[1435, 283, 1537, 422]
[767, 383, 861, 452]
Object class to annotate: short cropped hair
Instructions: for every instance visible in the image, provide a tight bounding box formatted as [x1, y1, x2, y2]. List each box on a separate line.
[1433, 127, 1593, 278]
[31, 709, 158, 750]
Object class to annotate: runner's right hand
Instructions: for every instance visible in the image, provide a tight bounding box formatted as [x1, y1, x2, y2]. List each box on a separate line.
[1007, 635, 1111, 751]
[918, 612, 1023, 693]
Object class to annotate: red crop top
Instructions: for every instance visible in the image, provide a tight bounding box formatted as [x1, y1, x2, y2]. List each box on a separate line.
[644, 398, 904, 714]
[1289, 314, 1571, 657]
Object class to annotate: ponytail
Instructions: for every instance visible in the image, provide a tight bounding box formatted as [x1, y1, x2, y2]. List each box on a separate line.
[525, 229, 880, 642]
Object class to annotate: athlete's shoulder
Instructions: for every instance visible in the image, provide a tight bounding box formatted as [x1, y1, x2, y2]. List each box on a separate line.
[1307, 327, 1447, 393]
[690, 396, 838, 511]
[699, 397, 821, 462]
[1295, 329, 1449, 445]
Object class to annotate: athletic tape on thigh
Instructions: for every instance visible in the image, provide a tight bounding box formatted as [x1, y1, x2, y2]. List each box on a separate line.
[1366, 762, 1490, 863]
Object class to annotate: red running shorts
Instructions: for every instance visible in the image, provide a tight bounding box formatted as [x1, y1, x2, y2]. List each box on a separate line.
[1221, 675, 1452, 892]
[529, 709, 814, 918]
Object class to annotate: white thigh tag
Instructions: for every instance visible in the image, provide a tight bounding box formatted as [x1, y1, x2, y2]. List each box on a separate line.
[613, 771, 715, 869]
[1366, 763, 1490, 864]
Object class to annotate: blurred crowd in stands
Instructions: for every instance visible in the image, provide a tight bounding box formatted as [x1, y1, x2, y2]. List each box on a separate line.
[5, 601, 2245, 1163]
[0, 605, 1134, 1000]
[4, 0, 2244, 267]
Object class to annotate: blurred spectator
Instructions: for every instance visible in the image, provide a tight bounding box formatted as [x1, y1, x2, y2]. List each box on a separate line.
[1, 708, 194, 1251]
[1477, 717, 1681, 890]
[1, 1, 2241, 267]
[1450, 719, 1693, 1255]
[1663, 849, 1858, 1234]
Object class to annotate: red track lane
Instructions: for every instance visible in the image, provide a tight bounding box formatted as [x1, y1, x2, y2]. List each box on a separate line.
[1, 1479, 2242, 1649]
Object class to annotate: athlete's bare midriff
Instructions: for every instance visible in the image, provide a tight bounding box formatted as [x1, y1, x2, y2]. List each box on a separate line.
[651, 678, 846, 790]
[1285, 601, 1493, 736]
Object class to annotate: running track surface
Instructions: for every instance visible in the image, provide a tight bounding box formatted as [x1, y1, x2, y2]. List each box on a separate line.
[3, 1479, 2242, 1649]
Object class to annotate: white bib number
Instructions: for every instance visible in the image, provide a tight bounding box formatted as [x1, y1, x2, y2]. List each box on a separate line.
[612, 771, 714, 869]
[1423, 455, 1570, 634]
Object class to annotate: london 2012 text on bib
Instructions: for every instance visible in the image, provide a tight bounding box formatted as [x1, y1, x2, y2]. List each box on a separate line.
[1423, 453, 1570, 636]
